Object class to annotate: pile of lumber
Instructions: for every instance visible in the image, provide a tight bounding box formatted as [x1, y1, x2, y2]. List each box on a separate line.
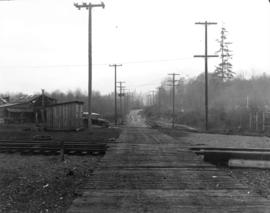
[190, 146, 270, 169]
[0, 140, 108, 156]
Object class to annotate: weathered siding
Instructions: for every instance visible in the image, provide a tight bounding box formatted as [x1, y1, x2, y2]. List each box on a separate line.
[0, 108, 4, 124]
[46, 101, 83, 130]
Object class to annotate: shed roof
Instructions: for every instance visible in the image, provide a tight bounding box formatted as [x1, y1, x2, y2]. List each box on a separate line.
[0, 103, 19, 109]
[0, 97, 8, 105]
[46, 101, 84, 108]
[0, 94, 57, 110]
[7, 108, 33, 113]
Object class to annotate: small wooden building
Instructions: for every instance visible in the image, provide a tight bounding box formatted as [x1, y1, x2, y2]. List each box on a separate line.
[45, 101, 84, 131]
[0, 95, 56, 124]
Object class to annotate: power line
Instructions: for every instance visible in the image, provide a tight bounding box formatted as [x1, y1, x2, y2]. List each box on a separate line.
[121, 57, 193, 65]
[0, 57, 194, 69]
[129, 82, 161, 88]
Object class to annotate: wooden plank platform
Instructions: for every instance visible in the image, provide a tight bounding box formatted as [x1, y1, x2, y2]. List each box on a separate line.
[190, 146, 270, 152]
[67, 111, 270, 213]
[229, 159, 270, 169]
[68, 190, 270, 213]
[82, 168, 246, 190]
[197, 150, 270, 162]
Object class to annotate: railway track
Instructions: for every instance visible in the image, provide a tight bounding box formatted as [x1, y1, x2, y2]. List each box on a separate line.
[0, 140, 108, 155]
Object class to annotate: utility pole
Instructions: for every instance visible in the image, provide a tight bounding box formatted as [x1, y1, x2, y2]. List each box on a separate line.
[121, 86, 126, 125]
[125, 89, 130, 116]
[122, 87, 127, 120]
[194, 21, 218, 131]
[157, 87, 162, 115]
[150, 90, 155, 106]
[148, 94, 151, 105]
[109, 64, 122, 125]
[117, 81, 125, 125]
[74, 2, 105, 130]
[168, 73, 180, 128]
[41, 89, 45, 125]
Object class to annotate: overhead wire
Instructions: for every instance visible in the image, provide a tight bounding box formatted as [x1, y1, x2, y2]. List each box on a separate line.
[0, 57, 194, 69]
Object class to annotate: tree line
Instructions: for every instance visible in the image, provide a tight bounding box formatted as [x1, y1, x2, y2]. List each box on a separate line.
[1, 89, 144, 122]
[144, 73, 270, 132]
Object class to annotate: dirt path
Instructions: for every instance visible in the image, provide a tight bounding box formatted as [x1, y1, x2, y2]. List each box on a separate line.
[67, 110, 270, 213]
[126, 109, 148, 128]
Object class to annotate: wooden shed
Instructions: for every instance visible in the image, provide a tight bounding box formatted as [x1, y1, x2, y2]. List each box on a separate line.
[45, 101, 84, 131]
[0, 95, 56, 124]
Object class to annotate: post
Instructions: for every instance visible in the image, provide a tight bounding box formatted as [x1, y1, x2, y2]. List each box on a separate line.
[205, 23, 208, 130]
[172, 75, 175, 128]
[126, 90, 130, 115]
[114, 66, 117, 125]
[263, 112, 265, 132]
[255, 112, 259, 131]
[249, 112, 252, 130]
[150, 90, 155, 106]
[74, 2, 105, 130]
[122, 88, 127, 121]
[194, 21, 218, 131]
[147, 95, 151, 106]
[119, 84, 122, 124]
[88, 5, 92, 130]
[35, 112, 38, 125]
[158, 87, 161, 115]
[60, 141, 64, 162]
[41, 89, 45, 125]
[117, 82, 125, 125]
[109, 64, 122, 125]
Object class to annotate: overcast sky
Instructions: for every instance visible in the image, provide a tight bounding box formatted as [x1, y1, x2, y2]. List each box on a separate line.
[0, 0, 269, 95]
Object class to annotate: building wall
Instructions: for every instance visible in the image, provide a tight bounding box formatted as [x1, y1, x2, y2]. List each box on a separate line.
[46, 102, 83, 130]
[0, 108, 4, 124]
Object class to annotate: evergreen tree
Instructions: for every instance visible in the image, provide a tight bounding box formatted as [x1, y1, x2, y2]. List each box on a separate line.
[215, 27, 234, 81]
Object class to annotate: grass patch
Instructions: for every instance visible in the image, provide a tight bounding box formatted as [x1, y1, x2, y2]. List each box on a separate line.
[0, 127, 121, 212]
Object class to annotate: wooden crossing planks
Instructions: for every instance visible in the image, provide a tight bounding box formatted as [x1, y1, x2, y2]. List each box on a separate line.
[82, 168, 246, 190]
[68, 190, 270, 213]
[198, 150, 270, 163]
[67, 124, 270, 213]
[190, 146, 270, 152]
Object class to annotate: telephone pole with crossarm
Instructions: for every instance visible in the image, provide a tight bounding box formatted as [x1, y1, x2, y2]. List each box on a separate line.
[109, 64, 122, 125]
[168, 73, 180, 128]
[74, 2, 105, 130]
[194, 21, 218, 131]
